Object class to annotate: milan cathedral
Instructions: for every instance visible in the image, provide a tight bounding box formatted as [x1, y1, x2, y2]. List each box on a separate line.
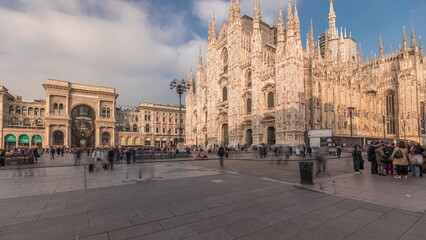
[185, 0, 426, 147]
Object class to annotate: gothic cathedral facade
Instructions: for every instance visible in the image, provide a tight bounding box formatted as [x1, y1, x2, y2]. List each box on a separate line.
[185, 0, 426, 147]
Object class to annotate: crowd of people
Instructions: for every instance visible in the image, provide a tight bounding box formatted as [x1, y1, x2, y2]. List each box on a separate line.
[353, 140, 425, 178]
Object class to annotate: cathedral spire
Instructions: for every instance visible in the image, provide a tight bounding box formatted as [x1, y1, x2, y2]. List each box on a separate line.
[234, 0, 240, 20]
[277, 0, 285, 42]
[208, 13, 217, 43]
[379, 35, 384, 58]
[294, 0, 301, 41]
[229, 0, 234, 22]
[411, 23, 416, 47]
[358, 43, 363, 65]
[254, 0, 262, 22]
[328, 0, 337, 39]
[198, 45, 203, 70]
[308, 18, 315, 56]
[420, 35, 424, 56]
[287, 0, 293, 21]
[403, 25, 407, 50]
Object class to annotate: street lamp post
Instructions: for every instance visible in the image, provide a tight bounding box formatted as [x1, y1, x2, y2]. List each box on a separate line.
[346, 107, 357, 147]
[170, 79, 190, 152]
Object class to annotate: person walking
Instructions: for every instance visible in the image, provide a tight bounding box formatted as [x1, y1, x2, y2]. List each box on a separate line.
[336, 145, 342, 158]
[33, 147, 39, 163]
[50, 147, 55, 160]
[0, 149, 5, 167]
[92, 148, 103, 171]
[107, 148, 115, 170]
[390, 141, 409, 179]
[408, 141, 424, 177]
[383, 143, 395, 175]
[315, 147, 327, 176]
[352, 144, 363, 174]
[131, 148, 137, 163]
[374, 143, 387, 176]
[75, 148, 81, 166]
[367, 142, 378, 174]
[218, 145, 225, 167]
[307, 146, 312, 157]
[115, 148, 121, 165]
[126, 149, 131, 164]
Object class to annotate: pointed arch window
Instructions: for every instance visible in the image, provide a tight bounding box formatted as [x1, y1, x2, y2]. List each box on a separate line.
[222, 48, 228, 72]
[385, 91, 396, 135]
[246, 69, 252, 87]
[267, 92, 275, 109]
[247, 98, 252, 114]
[222, 87, 228, 101]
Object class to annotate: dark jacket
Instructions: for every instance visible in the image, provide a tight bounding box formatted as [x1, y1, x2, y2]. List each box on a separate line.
[367, 145, 376, 162]
[107, 150, 115, 161]
[352, 149, 363, 162]
[218, 147, 225, 157]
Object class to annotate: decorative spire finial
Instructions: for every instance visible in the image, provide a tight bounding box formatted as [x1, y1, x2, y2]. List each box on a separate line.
[411, 23, 416, 47]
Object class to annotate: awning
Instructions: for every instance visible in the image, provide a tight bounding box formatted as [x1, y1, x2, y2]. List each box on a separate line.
[145, 138, 151, 141]
[5, 135, 16, 142]
[155, 138, 160, 141]
[32, 135, 42, 143]
[19, 135, 30, 144]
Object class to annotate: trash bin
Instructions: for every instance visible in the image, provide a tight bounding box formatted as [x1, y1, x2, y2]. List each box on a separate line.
[299, 162, 314, 185]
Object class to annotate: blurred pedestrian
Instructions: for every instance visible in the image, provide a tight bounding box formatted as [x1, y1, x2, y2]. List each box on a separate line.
[126, 149, 131, 164]
[352, 144, 363, 174]
[315, 147, 327, 176]
[391, 141, 409, 179]
[107, 148, 115, 170]
[0, 149, 5, 167]
[218, 145, 225, 167]
[50, 147, 55, 160]
[75, 148, 81, 166]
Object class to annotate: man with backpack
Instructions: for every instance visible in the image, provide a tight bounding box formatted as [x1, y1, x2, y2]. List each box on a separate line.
[367, 142, 379, 174]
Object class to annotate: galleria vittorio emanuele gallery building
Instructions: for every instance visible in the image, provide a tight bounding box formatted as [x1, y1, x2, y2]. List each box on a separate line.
[185, 0, 426, 147]
[0, 79, 185, 149]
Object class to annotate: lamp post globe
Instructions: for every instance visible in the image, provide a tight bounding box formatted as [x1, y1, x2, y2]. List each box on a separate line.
[170, 79, 190, 152]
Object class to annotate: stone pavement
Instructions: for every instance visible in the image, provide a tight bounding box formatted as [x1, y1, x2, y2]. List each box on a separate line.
[0, 162, 426, 240]
[0, 163, 219, 199]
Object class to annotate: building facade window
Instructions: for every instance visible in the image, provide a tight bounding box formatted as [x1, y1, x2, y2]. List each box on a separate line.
[10, 117, 19, 125]
[247, 98, 252, 114]
[145, 124, 150, 133]
[386, 91, 396, 135]
[223, 87, 228, 101]
[40, 108, 45, 116]
[222, 48, 228, 72]
[15, 106, 21, 115]
[267, 92, 275, 108]
[53, 103, 59, 114]
[421, 102, 426, 134]
[246, 69, 252, 87]
[9, 106, 15, 114]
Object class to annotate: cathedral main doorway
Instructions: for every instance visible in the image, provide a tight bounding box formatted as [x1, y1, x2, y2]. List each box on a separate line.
[71, 105, 96, 147]
[267, 127, 276, 145]
[222, 124, 229, 146]
[246, 129, 253, 145]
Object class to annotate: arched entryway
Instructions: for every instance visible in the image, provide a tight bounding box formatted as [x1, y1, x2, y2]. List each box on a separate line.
[18, 135, 30, 147]
[4, 134, 16, 149]
[222, 124, 229, 146]
[101, 132, 110, 146]
[267, 127, 276, 145]
[32, 135, 42, 148]
[71, 105, 96, 147]
[52, 131, 64, 146]
[246, 129, 253, 146]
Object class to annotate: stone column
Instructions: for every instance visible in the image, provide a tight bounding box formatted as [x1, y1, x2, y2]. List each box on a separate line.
[95, 127, 100, 147]
[46, 125, 51, 147]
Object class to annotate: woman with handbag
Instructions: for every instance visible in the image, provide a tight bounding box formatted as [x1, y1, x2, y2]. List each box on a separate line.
[390, 141, 409, 179]
[352, 144, 363, 174]
[408, 141, 424, 177]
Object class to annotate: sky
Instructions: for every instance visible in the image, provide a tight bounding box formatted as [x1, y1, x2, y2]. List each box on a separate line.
[0, 0, 425, 106]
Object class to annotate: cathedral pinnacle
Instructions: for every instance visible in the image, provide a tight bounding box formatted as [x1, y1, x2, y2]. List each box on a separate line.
[379, 35, 384, 58]
[234, 0, 240, 19]
[287, 0, 293, 21]
[198, 45, 203, 69]
[229, 0, 234, 22]
[420, 35, 424, 56]
[411, 23, 416, 47]
[328, 0, 337, 39]
[403, 25, 407, 50]
[254, 0, 262, 22]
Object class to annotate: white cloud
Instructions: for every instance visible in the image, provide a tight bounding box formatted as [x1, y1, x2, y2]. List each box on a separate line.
[0, 0, 204, 105]
[194, 0, 294, 28]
